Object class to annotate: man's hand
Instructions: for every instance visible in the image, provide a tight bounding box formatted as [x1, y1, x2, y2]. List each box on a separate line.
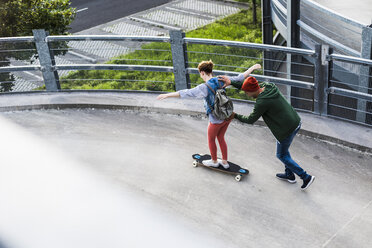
[218, 75, 231, 88]
[225, 112, 236, 121]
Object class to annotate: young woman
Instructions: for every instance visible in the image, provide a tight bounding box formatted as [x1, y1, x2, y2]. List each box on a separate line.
[157, 60, 232, 168]
[157, 61, 260, 168]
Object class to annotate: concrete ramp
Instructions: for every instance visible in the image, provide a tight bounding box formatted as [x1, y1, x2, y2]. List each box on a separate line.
[0, 92, 371, 248]
[0, 114, 223, 248]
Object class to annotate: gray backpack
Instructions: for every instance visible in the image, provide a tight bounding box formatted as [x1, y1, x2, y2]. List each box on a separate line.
[205, 83, 234, 120]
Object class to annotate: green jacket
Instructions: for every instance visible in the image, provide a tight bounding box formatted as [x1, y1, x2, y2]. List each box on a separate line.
[231, 81, 301, 142]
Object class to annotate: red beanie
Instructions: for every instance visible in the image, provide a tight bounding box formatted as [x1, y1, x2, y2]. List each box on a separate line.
[242, 76, 259, 92]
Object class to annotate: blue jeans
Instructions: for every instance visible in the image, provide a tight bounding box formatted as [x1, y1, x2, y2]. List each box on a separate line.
[276, 124, 309, 180]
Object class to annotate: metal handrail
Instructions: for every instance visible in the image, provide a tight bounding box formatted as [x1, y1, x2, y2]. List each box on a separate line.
[0, 65, 41, 73]
[187, 68, 315, 89]
[327, 87, 372, 101]
[302, 0, 366, 28]
[47, 35, 171, 43]
[297, 20, 361, 57]
[0, 30, 371, 126]
[0, 36, 35, 43]
[55, 64, 174, 73]
[184, 38, 316, 56]
[272, 0, 287, 16]
[46, 35, 316, 57]
[329, 54, 372, 66]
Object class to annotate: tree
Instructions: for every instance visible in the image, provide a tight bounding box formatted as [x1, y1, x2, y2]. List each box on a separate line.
[236, 0, 260, 25]
[0, 0, 76, 92]
[252, 0, 257, 24]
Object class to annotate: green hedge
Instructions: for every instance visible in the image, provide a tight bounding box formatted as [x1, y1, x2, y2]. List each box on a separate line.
[59, 8, 262, 100]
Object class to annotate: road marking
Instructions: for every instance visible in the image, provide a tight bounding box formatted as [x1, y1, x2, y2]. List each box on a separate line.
[76, 7, 88, 13]
[23, 71, 42, 80]
[165, 7, 212, 18]
[129, 17, 181, 30]
[322, 199, 372, 247]
[68, 51, 97, 63]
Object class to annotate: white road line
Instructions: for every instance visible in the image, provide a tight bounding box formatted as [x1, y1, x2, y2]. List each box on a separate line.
[23, 71, 42, 80]
[129, 17, 181, 30]
[76, 7, 88, 13]
[165, 6, 212, 18]
[322, 199, 372, 247]
[68, 51, 97, 63]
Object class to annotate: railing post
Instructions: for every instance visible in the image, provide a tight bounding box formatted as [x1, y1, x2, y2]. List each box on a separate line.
[287, 0, 300, 48]
[170, 30, 189, 91]
[356, 25, 372, 123]
[314, 44, 330, 115]
[33, 29, 60, 91]
[286, 0, 300, 102]
[261, 0, 273, 76]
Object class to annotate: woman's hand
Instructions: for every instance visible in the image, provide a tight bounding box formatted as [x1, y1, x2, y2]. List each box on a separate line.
[156, 92, 180, 100]
[252, 64, 261, 71]
[156, 94, 168, 100]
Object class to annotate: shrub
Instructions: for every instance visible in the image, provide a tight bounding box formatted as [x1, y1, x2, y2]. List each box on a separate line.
[61, 9, 262, 100]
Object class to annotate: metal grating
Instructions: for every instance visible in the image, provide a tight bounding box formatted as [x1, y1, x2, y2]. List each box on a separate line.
[174, 0, 240, 16]
[103, 22, 166, 36]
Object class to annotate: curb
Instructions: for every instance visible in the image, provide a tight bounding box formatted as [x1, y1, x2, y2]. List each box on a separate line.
[1, 99, 370, 154]
[214, 0, 250, 8]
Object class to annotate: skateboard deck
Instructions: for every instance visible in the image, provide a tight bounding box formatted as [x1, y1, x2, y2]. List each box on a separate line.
[192, 154, 249, 181]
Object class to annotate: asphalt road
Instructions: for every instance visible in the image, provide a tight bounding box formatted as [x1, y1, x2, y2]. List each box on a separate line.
[69, 0, 172, 33]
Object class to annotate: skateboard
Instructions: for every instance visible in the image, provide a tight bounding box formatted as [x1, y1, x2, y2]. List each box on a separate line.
[192, 154, 249, 182]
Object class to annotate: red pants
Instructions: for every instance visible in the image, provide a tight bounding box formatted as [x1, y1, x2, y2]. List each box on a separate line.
[207, 120, 231, 161]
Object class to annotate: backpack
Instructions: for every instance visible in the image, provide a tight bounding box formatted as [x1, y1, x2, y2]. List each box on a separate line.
[205, 82, 234, 120]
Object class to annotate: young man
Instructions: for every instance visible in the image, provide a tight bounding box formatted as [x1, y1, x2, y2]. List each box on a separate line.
[219, 72, 315, 190]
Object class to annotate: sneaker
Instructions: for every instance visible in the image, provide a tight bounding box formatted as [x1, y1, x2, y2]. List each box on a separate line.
[276, 172, 297, 183]
[202, 159, 219, 167]
[217, 159, 230, 169]
[301, 175, 315, 190]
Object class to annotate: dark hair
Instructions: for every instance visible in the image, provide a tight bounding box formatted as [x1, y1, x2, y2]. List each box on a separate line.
[197, 60, 214, 74]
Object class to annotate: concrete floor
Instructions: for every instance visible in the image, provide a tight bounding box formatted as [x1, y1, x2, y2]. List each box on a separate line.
[0, 107, 371, 248]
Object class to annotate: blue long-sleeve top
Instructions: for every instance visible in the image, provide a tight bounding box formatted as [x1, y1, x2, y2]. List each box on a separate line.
[178, 73, 245, 124]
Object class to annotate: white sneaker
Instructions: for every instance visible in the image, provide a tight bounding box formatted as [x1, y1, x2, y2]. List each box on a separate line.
[202, 159, 219, 167]
[217, 159, 230, 169]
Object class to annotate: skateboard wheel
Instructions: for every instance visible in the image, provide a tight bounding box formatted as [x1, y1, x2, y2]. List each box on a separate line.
[192, 161, 198, 167]
[235, 175, 242, 182]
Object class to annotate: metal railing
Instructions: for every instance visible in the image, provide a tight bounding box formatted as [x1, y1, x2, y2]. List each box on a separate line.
[0, 29, 371, 127]
[261, 0, 372, 125]
[269, 0, 368, 56]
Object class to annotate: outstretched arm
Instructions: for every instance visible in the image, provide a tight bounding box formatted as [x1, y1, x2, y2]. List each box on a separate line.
[241, 64, 261, 79]
[158, 83, 208, 101]
[234, 102, 266, 124]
